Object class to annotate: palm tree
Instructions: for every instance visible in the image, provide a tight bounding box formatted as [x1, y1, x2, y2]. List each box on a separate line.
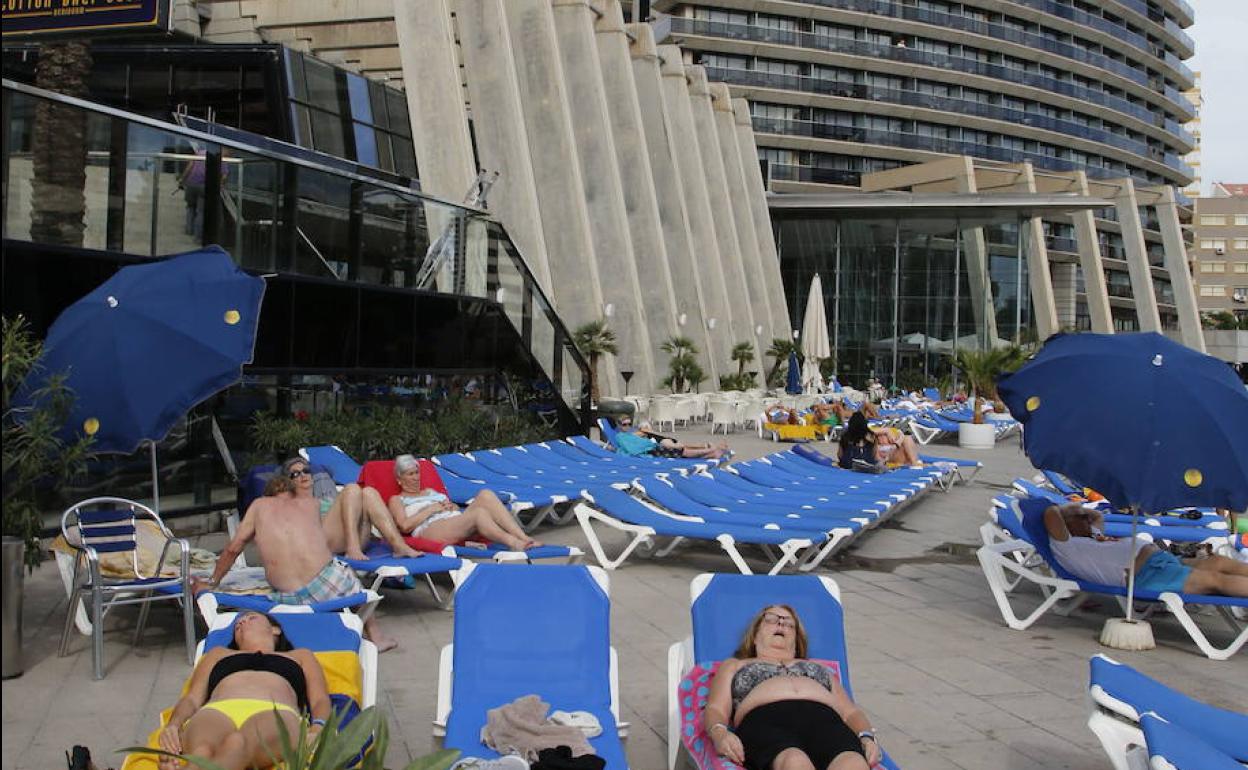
[572, 319, 618, 404]
[31, 41, 93, 246]
[660, 335, 699, 393]
[730, 341, 755, 379]
[949, 346, 1028, 423]
[764, 338, 801, 387]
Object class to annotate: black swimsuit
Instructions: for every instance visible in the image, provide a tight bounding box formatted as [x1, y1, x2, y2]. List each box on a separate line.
[207, 651, 309, 712]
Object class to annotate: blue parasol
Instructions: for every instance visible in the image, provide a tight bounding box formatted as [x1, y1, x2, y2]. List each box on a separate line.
[785, 351, 802, 395]
[998, 332, 1248, 643]
[25, 246, 265, 508]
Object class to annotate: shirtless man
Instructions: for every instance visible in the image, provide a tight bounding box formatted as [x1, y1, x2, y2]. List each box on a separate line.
[197, 460, 405, 651]
[280, 458, 419, 561]
[1045, 503, 1248, 597]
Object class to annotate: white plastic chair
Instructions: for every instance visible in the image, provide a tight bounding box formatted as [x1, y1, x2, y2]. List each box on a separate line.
[650, 397, 679, 432]
[708, 399, 736, 435]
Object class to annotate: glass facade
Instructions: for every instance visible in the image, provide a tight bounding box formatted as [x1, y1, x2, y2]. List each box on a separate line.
[776, 213, 1039, 388]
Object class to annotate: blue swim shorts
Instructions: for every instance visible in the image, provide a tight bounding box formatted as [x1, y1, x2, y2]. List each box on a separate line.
[1134, 550, 1192, 595]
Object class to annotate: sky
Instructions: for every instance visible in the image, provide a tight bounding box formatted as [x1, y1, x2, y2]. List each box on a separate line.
[1187, 0, 1248, 193]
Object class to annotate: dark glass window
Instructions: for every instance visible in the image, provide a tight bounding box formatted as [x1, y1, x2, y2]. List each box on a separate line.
[353, 123, 379, 168]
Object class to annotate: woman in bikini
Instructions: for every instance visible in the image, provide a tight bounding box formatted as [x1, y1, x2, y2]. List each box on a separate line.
[385, 454, 539, 550]
[156, 611, 331, 770]
[703, 605, 880, 770]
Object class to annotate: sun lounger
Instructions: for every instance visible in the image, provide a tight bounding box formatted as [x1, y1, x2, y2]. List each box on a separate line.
[339, 543, 463, 607]
[565, 434, 723, 470]
[1087, 653, 1248, 770]
[666, 573, 902, 770]
[1140, 712, 1244, 770]
[300, 444, 364, 486]
[1010, 481, 1230, 540]
[977, 497, 1248, 659]
[632, 477, 869, 537]
[194, 585, 382, 629]
[122, 611, 377, 770]
[575, 486, 849, 574]
[434, 563, 630, 769]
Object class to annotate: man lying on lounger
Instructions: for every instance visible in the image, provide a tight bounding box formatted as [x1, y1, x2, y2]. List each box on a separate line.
[196, 459, 402, 651]
[1045, 503, 1248, 597]
[614, 417, 730, 459]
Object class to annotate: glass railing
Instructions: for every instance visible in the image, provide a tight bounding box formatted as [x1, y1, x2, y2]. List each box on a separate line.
[1007, 0, 1148, 54]
[767, 163, 862, 187]
[1, 78, 591, 426]
[799, 0, 1152, 86]
[751, 115, 1167, 187]
[671, 18, 1181, 128]
[707, 67, 1191, 180]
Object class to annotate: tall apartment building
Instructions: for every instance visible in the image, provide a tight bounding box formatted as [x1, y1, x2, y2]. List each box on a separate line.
[1182, 71, 1201, 198]
[1193, 184, 1248, 318]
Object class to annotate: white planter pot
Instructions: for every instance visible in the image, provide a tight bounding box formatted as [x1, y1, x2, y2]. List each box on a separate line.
[958, 422, 996, 449]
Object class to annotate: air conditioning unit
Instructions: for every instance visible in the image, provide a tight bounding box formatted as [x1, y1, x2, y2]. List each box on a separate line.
[1233, 289, 1247, 303]
[1215, 247, 1226, 255]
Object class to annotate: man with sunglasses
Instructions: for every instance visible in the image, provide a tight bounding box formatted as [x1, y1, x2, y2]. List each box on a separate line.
[196, 457, 403, 651]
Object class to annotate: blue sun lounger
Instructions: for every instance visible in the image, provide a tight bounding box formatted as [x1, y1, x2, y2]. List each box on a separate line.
[565, 435, 723, 470]
[194, 584, 381, 629]
[977, 497, 1248, 659]
[667, 574, 901, 770]
[299, 445, 364, 486]
[1087, 654, 1248, 770]
[574, 487, 846, 574]
[435, 564, 629, 769]
[338, 543, 463, 608]
[633, 477, 869, 536]
[1140, 712, 1244, 770]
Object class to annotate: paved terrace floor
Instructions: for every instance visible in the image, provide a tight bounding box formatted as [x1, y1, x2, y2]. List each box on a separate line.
[3, 425, 1244, 770]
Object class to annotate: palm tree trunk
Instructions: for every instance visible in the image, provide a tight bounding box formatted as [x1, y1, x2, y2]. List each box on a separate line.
[589, 354, 600, 404]
[30, 41, 93, 246]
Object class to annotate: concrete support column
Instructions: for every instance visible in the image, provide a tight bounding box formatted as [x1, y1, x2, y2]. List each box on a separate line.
[500, 0, 617, 392]
[686, 66, 755, 376]
[1151, 185, 1206, 351]
[592, 0, 679, 391]
[451, 0, 553, 290]
[628, 26, 717, 385]
[710, 83, 770, 364]
[1051, 262, 1078, 329]
[1017, 164, 1059, 341]
[657, 46, 730, 381]
[1111, 178, 1162, 332]
[548, 0, 655, 394]
[393, 0, 477, 292]
[732, 98, 790, 342]
[1069, 172, 1114, 333]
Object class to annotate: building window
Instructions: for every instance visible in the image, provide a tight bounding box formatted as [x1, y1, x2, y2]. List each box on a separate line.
[1199, 285, 1225, 297]
[1235, 239, 1248, 251]
[1234, 262, 1248, 273]
[1200, 262, 1226, 273]
[1199, 215, 1227, 225]
[1200, 239, 1228, 251]
[1235, 215, 1248, 226]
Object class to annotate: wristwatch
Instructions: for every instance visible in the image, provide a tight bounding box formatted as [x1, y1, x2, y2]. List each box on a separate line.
[857, 730, 876, 742]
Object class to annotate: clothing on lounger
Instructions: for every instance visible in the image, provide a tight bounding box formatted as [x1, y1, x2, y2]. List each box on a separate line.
[207, 651, 309, 712]
[398, 492, 464, 536]
[614, 431, 659, 457]
[199, 698, 299, 729]
[1134, 550, 1193, 594]
[269, 558, 363, 604]
[730, 660, 834, 712]
[837, 442, 876, 470]
[1049, 534, 1145, 586]
[734, 700, 864, 770]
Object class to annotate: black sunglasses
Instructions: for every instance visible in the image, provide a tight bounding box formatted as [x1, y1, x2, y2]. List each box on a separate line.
[288, 468, 310, 479]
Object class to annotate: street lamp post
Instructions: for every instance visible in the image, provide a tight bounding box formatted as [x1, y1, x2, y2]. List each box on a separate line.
[621, 370, 635, 396]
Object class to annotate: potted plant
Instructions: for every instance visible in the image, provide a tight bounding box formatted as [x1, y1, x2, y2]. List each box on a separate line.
[2, 315, 94, 678]
[949, 345, 1027, 449]
[572, 319, 618, 405]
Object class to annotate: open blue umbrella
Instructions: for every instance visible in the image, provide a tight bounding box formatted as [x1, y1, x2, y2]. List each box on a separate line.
[26, 246, 265, 508]
[785, 351, 802, 395]
[998, 331, 1248, 646]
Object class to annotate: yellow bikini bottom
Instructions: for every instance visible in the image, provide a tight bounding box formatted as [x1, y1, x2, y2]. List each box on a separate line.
[199, 699, 299, 730]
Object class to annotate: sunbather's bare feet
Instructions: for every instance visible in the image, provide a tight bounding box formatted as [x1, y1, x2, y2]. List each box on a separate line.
[370, 634, 398, 653]
[523, 538, 542, 550]
[344, 547, 368, 561]
[392, 542, 422, 559]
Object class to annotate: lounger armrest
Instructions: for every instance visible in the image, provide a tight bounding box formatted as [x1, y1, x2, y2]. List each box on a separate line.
[667, 639, 695, 770]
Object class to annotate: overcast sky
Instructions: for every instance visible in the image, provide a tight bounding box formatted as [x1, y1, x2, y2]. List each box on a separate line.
[1187, 0, 1248, 193]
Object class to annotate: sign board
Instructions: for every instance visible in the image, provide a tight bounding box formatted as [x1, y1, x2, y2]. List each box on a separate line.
[2, 0, 170, 37]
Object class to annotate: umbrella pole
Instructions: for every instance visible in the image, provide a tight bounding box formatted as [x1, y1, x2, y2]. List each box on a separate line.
[1099, 504, 1155, 650]
[150, 441, 160, 516]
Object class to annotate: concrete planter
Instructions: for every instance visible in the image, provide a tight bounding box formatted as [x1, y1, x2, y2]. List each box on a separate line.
[958, 422, 996, 450]
[1, 537, 23, 679]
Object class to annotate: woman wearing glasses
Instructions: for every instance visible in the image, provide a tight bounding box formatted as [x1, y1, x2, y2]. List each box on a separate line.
[702, 605, 880, 770]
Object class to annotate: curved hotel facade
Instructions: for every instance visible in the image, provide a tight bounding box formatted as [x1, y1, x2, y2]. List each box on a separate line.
[653, 0, 1203, 383]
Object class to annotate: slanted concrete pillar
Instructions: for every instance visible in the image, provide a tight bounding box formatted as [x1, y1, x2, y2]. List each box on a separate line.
[1069, 172, 1114, 333]
[592, 0, 679, 392]
[393, 0, 476, 292]
[1016, 164, 1059, 341]
[548, 0, 655, 395]
[710, 83, 770, 365]
[1051, 263, 1078, 328]
[686, 66, 756, 376]
[657, 46, 731, 381]
[451, 0, 553, 291]
[732, 97, 790, 342]
[1110, 178, 1162, 332]
[1150, 185, 1206, 351]
[500, 0, 618, 393]
[628, 26, 717, 385]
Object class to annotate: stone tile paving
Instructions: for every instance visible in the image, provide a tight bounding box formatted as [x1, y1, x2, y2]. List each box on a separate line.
[3, 424, 1244, 770]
